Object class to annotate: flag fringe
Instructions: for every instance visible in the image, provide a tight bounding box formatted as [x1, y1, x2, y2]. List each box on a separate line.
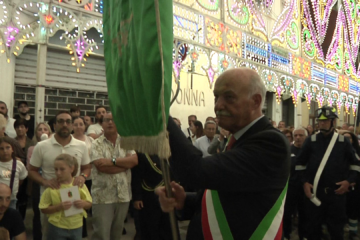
[120, 130, 171, 159]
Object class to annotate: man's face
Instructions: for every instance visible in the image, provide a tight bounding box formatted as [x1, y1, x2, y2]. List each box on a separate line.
[54, 113, 72, 138]
[293, 129, 306, 147]
[214, 74, 255, 133]
[349, 126, 354, 132]
[204, 123, 216, 139]
[71, 111, 80, 118]
[278, 121, 285, 128]
[0, 104, 7, 118]
[188, 117, 196, 127]
[342, 123, 349, 130]
[307, 125, 313, 132]
[318, 119, 332, 132]
[0, 187, 10, 215]
[15, 125, 28, 137]
[102, 113, 117, 135]
[84, 116, 92, 127]
[96, 108, 107, 122]
[18, 103, 29, 115]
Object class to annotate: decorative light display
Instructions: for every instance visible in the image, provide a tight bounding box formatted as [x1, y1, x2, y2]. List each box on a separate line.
[292, 89, 298, 107]
[345, 101, 350, 114]
[338, 75, 349, 92]
[353, 103, 357, 116]
[262, 69, 278, 91]
[331, 90, 339, 107]
[225, 29, 241, 56]
[61, 27, 97, 72]
[94, 0, 103, 13]
[296, 79, 308, 97]
[276, 85, 283, 104]
[205, 18, 225, 51]
[281, 76, 294, 93]
[3, 25, 19, 47]
[317, 94, 324, 108]
[328, 97, 333, 106]
[291, 55, 311, 80]
[0, 0, 358, 112]
[306, 92, 312, 109]
[337, 100, 342, 114]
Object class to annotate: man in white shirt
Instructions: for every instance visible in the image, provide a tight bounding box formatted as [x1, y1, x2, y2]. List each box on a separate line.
[194, 121, 217, 157]
[0, 102, 16, 138]
[182, 115, 197, 140]
[28, 110, 91, 240]
[87, 106, 106, 140]
[90, 112, 137, 240]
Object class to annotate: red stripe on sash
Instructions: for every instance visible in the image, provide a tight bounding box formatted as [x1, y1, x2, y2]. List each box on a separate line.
[274, 220, 283, 240]
[201, 189, 213, 240]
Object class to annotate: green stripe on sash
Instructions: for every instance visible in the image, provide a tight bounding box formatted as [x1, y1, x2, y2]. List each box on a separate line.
[211, 190, 234, 240]
[249, 182, 288, 240]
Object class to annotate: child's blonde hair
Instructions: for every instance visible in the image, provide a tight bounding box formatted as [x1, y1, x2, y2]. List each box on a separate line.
[54, 154, 78, 177]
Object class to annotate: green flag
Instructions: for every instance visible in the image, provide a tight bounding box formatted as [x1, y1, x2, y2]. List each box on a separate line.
[103, 0, 173, 159]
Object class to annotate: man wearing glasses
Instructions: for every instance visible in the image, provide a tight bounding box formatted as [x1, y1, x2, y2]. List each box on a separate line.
[90, 112, 137, 240]
[28, 110, 91, 240]
[296, 106, 360, 240]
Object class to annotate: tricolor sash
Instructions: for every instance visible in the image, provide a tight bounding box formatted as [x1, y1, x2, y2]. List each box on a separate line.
[201, 182, 288, 240]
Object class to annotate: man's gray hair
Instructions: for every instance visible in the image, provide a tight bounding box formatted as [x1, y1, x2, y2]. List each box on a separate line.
[293, 127, 308, 137]
[204, 120, 216, 128]
[249, 74, 267, 109]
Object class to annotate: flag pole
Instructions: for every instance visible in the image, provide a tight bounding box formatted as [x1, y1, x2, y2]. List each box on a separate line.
[160, 158, 179, 240]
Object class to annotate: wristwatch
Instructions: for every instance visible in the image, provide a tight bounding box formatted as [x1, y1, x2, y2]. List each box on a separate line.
[80, 173, 88, 180]
[112, 158, 116, 166]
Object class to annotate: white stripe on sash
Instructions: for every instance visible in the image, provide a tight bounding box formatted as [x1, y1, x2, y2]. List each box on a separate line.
[206, 190, 223, 240]
[262, 193, 287, 240]
[295, 165, 307, 170]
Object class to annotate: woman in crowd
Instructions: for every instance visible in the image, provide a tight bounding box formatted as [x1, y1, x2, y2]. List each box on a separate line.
[14, 118, 35, 219]
[189, 120, 204, 144]
[72, 116, 93, 238]
[0, 137, 28, 210]
[282, 129, 293, 144]
[27, 122, 52, 240]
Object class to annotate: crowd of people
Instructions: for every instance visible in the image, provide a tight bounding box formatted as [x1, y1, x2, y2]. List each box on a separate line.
[0, 67, 359, 240]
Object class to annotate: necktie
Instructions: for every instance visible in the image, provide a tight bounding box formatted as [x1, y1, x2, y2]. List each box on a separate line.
[226, 134, 236, 151]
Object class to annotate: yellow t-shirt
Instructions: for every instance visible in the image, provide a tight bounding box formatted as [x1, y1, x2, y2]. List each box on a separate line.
[39, 179, 92, 229]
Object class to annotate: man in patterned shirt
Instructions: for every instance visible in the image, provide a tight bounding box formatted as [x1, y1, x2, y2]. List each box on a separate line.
[90, 112, 138, 240]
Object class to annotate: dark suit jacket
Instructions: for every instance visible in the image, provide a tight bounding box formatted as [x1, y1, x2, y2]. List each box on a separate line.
[167, 116, 290, 239]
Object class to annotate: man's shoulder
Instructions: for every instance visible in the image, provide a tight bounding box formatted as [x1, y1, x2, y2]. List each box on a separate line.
[70, 137, 87, 147]
[3, 208, 21, 220]
[36, 137, 53, 148]
[196, 136, 206, 142]
[92, 135, 105, 145]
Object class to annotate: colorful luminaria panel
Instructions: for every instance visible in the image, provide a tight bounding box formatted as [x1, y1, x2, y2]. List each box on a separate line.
[338, 75, 349, 92]
[291, 55, 311, 80]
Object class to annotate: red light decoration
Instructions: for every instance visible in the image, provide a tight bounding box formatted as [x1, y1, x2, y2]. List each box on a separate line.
[45, 15, 54, 25]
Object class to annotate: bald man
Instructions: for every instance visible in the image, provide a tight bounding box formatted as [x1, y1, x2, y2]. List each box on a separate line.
[156, 68, 290, 239]
[0, 184, 26, 240]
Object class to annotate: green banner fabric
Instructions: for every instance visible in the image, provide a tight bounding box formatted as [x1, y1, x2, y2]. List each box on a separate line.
[103, 0, 173, 159]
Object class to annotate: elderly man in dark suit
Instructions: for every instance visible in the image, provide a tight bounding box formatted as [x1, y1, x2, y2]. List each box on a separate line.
[156, 68, 290, 240]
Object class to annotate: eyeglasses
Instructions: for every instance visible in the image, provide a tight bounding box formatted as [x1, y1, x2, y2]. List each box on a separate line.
[103, 118, 114, 123]
[57, 119, 72, 125]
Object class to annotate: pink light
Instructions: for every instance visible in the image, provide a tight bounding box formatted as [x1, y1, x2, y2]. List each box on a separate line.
[328, 98, 333, 106]
[173, 61, 181, 78]
[306, 92, 312, 105]
[4, 25, 19, 48]
[276, 86, 282, 97]
[208, 68, 215, 84]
